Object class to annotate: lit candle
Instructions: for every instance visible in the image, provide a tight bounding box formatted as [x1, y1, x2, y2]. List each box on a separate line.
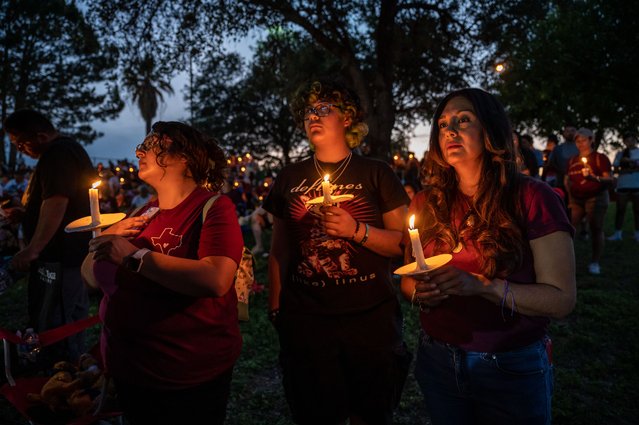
[581, 157, 590, 177]
[408, 215, 427, 270]
[322, 174, 333, 204]
[89, 181, 101, 225]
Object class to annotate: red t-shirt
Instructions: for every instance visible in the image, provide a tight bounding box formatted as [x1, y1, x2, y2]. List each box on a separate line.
[567, 151, 611, 199]
[93, 187, 244, 389]
[409, 178, 574, 352]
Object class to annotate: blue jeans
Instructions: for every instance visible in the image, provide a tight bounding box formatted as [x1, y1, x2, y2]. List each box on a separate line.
[414, 331, 553, 425]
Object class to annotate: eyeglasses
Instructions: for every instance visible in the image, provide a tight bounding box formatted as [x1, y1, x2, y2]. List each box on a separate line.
[302, 103, 339, 121]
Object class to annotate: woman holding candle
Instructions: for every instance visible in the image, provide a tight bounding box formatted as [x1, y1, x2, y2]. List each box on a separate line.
[565, 127, 612, 275]
[264, 78, 410, 425]
[81, 121, 243, 425]
[400, 88, 576, 425]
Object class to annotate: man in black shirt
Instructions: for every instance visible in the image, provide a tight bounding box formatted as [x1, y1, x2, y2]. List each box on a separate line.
[5, 109, 95, 360]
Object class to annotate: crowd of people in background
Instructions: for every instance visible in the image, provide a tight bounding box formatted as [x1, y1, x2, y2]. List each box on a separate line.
[1, 125, 637, 276]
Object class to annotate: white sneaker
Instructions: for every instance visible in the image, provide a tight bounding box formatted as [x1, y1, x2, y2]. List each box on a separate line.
[607, 232, 622, 241]
[588, 263, 601, 275]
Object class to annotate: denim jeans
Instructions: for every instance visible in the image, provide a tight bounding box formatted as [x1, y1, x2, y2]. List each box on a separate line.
[414, 331, 553, 425]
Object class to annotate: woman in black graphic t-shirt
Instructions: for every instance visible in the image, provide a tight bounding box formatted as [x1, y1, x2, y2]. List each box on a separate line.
[264, 79, 410, 425]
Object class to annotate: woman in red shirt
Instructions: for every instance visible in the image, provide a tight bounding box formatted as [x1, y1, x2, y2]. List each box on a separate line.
[565, 127, 613, 275]
[83, 122, 243, 425]
[401, 88, 576, 425]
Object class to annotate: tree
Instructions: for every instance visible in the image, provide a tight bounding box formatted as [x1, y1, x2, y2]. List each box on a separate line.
[244, 1, 473, 160]
[478, 0, 639, 148]
[122, 55, 174, 134]
[0, 0, 123, 170]
[190, 29, 340, 168]
[89, 0, 475, 161]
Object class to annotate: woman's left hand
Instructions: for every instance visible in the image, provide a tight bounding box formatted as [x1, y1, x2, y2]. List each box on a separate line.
[320, 205, 357, 239]
[89, 235, 139, 265]
[427, 265, 486, 297]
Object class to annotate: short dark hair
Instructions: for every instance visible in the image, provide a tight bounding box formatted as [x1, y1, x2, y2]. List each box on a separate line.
[4, 109, 55, 137]
[547, 134, 559, 144]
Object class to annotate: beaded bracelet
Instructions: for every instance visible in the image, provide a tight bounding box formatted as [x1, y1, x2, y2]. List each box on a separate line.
[359, 223, 369, 245]
[500, 279, 518, 321]
[351, 220, 361, 240]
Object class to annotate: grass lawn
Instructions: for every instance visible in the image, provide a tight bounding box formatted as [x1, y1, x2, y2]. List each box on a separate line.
[1, 204, 638, 424]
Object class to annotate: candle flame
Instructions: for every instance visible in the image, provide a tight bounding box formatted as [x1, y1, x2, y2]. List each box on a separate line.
[409, 214, 415, 229]
[129, 167, 134, 172]
[581, 157, 587, 164]
[324, 174, 330, 182]
[91, 181, 101, 189]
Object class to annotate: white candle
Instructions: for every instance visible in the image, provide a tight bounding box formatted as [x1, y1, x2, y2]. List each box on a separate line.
[322, 174, 333, 204]
[89, 181, 101, 226]
[408, 215, 427, 270]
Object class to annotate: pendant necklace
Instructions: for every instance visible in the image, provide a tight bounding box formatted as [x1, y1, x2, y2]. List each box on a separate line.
[313, 151, 353, 183]
[452, 194, 475, 253]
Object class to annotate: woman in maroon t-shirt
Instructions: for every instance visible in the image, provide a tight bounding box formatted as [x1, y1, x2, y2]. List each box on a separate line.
[400, 89, 576, 425]
[82, 122, 243, 425]
[566, 127, 613, 275]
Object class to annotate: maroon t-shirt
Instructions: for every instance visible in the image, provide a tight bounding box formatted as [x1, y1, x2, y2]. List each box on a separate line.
[94, 187, 244, 389]
[567, 151, 612, 199]
[409, 178, 574, 352]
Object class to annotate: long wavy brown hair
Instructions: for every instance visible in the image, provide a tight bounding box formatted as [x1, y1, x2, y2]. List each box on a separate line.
[420, 88, 525, 278]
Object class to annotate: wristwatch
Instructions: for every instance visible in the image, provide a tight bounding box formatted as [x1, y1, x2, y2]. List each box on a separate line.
[123, 248, 151, 273]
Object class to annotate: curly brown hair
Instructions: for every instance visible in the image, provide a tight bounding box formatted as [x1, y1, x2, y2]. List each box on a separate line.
[290, 78, 368, 148]
[419, 88, 525, 279]
[144, 121, 227, 192]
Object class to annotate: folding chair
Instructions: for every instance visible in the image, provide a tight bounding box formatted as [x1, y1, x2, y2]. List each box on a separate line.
[1, 316, 122, 424]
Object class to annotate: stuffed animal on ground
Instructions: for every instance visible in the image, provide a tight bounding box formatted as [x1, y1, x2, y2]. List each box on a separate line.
[26, 353, 106, 417]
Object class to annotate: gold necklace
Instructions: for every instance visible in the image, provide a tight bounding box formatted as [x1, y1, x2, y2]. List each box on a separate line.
[313, 152, 353, 183]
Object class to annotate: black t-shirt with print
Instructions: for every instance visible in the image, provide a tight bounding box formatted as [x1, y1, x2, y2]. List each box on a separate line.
[22, 136, 95, 266]
[264, 153, 410, 315]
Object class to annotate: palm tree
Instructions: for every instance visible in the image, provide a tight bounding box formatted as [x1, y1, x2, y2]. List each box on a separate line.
[122, 55, 174, 134]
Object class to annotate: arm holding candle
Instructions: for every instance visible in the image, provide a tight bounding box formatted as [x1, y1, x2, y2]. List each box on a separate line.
[406, 231, 576, 318]
[88, 234, 238, 297]
[10, 196, 68, 271]
[320, 204, 406, 257]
